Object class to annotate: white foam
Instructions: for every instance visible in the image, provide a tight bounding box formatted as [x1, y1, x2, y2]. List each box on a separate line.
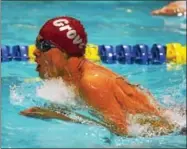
[162, 109, 186, 128]
[162, 95, 175, 105]
[127, 93, 186, 137]
[128, 123, 150, 137]
[36, 78, 78, 107]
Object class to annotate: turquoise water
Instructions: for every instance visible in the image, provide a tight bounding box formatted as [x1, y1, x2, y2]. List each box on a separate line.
[1, 1, 186, 148]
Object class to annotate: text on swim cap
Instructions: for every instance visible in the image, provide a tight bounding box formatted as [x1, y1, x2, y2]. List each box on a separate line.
[53, 19, 85, 49]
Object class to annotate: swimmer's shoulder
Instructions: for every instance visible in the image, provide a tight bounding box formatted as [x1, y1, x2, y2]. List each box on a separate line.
[84, 60, 118, 77]
[79, 72, 114, 92]
[80, 64, 114, 89]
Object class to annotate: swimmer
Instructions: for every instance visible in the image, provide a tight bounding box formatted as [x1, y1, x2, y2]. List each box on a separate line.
[151, 1, 186, 16]
[20, 16, 184, 137]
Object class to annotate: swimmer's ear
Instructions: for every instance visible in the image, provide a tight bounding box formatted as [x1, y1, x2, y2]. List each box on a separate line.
[60, 49, 70, 59]
[64, 52, 70, 59]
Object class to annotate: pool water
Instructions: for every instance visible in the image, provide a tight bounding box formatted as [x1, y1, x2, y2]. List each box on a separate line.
[1, 1, 186, 148]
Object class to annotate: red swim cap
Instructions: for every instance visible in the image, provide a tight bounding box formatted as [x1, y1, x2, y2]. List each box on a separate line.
[39, 16, 87, 57]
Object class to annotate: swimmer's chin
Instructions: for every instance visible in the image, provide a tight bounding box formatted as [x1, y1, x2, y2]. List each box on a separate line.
[36, 70, 50, 80]
[37, 71, 61, 80]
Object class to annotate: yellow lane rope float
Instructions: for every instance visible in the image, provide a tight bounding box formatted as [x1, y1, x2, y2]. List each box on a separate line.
[166, 43, 186, 65]
[166, 43, 186, 71]
[84, 43, 101, 63]
[28, 44, 36, 63]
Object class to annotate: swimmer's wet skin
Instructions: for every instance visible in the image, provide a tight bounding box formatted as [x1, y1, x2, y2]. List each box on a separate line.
[151, 1, 186, 16]
[20, 16, 185, 137]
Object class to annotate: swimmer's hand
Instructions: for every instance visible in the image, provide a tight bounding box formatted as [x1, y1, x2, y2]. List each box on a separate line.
[20, 107, 78, 122]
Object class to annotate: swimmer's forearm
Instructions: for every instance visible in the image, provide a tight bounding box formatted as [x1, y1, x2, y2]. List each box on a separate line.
[20, 107, 107, 127]
[20, 107, 81, 123]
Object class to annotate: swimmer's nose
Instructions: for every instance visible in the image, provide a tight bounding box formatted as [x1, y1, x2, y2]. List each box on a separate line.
[33, 49, 41, 57]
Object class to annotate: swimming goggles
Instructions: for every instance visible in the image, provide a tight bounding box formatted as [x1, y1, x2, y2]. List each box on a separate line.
[35, 38, 56, 52]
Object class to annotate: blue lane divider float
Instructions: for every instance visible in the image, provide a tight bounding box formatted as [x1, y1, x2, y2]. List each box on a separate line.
[1, 45, 29, 62]
[12, 45, 29, 61]
[1, 45, 12, 62]
[115, 45, 133, 64]
[99, 44, 167, 64]
[132, 44, 149, 65]
[1, 43, 168, 65]
[151, 44, 166, 64]
[99, 45, 116, 64]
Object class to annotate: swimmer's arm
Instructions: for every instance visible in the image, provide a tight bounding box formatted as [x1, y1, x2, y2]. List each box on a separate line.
[20, 107, 79, 122]
[20, 106, 106, 126]
[151, 1, 186, 16]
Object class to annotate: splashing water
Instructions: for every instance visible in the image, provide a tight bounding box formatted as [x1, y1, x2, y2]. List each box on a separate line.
[10, 85, 25, 105]
[162, 109, 186, 128]
[127, 76, 186, 138]
[36, 79, 75, 104]
[127, 99, 186, 137]
[128, 123, 151, 137]
[36, 78, 79, 107]
[9, 81, 43, 107]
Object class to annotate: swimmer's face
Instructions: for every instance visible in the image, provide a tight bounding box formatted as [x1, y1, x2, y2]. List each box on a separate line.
[33, 36, 69, 79]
